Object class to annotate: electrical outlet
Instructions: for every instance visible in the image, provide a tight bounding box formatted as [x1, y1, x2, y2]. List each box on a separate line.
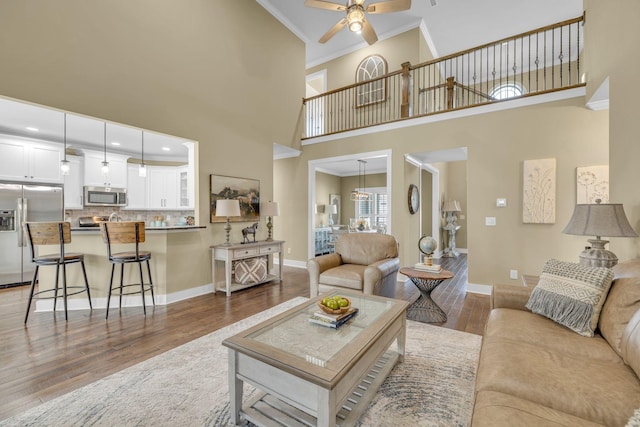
[287, 248, 291, 254]
[485, 217, 496, 226]
[510, 269, 518, 280]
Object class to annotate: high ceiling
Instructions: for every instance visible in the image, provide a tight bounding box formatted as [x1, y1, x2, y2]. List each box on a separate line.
[258, 0, 583, 68]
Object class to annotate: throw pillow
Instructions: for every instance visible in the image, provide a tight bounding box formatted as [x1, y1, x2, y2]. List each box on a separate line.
[525, 259, 614, 337]
[626, 409, 640, 427]
[234, 256, 268, 285]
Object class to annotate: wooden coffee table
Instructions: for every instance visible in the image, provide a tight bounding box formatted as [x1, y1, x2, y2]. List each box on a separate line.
[222, 292, 409, 427]
[400, 267, 454, 323]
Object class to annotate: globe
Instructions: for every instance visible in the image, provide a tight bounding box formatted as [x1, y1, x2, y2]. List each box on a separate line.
[418, 235, 437, 256]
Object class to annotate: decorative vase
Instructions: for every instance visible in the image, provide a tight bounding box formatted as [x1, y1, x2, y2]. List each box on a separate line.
[358, 224, 365, 231]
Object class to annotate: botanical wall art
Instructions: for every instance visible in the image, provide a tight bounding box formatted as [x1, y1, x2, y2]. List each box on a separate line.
[210, 174, 260, 223]
[576, 165, 609, 204]
[523, 158, 556, 224]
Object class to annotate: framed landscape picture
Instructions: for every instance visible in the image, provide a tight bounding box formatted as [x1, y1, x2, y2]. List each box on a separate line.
[210, 174, 260, 223]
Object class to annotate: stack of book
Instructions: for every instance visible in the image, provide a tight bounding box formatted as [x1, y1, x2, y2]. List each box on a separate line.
[414, 262, 442, 273]
[308, 307, 359, 329]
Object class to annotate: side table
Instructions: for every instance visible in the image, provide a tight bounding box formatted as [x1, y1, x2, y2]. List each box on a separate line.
[399, 267, 454, 323]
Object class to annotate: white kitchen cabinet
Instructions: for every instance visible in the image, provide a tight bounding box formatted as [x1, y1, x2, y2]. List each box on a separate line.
[177, 165, 194, 209]
[82, 149, 128, 188]
[63, 155, 84, 209]
[125, 164, 148, 210]
[148, 167, 178, 209]
[0, 137, 63, 183]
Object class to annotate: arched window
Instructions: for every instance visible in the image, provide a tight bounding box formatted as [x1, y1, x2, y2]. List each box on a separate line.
[489, 83, 524, 100]
[356, 55, 387, 107]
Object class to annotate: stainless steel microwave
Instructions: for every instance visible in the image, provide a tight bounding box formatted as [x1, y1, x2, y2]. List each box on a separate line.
[83, 186, 127, 207]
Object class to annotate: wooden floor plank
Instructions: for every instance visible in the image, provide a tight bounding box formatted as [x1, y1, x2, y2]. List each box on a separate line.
[0, 254, 487, 420]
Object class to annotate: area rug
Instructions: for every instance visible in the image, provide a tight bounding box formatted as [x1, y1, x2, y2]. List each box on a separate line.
[0, 297, 482, 427]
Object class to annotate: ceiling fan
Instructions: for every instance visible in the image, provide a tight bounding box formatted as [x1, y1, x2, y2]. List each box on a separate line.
[305, 0, 411, 46]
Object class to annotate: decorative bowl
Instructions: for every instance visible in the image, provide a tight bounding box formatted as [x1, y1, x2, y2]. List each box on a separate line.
[318, 297, 351, 315]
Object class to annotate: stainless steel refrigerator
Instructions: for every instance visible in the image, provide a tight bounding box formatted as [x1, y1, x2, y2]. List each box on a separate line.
[0, 182, 64, 288]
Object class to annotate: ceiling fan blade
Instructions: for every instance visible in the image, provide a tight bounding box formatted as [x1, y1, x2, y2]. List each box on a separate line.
[361, 18, 378, 45]
[319, 17, 348, 43]
[304, 0, 347, 12]
[366, 0, 411, 14]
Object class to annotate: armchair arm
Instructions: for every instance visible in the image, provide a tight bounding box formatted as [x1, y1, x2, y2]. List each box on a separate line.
[307, 253, 342, 297]
[491, 284, 535, 311]
[363, 258, 400, 295]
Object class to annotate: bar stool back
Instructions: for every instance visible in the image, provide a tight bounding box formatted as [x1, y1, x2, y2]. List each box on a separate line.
[100, 221, 155, 319]
[24, 221, 92, 323]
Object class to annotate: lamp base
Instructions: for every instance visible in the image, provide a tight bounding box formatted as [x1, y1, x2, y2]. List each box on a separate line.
[266, 217, 273, 241]
[579, 238, 618, 268]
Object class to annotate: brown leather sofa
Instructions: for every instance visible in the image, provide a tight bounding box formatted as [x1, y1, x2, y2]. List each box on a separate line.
[307, 233, 399, 297]
[472, 259, 640, 426]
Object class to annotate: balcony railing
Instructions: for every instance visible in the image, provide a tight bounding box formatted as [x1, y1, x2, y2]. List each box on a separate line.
[303, 15, 585, 139]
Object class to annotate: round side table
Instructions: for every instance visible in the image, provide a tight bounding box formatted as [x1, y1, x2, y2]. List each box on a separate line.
[399, 267, 454, 323]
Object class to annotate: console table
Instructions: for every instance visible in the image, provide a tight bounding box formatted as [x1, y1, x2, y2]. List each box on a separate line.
[211, 240, 284, 296]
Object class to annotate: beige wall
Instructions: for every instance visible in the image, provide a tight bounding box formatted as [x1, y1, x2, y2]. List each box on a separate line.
[307, 29, 425, 90]
[446, 161, 468, 250]
[0, 1, 305, 290]
[585, 0, 640, 262]
[277, 97, 609, 285]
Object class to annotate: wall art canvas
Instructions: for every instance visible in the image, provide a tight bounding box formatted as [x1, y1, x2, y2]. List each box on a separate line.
[329, 193, 341, 225]
[576, 165, 609, 204]
[523, 158, 556, 224]
[210, 174, 260, 223]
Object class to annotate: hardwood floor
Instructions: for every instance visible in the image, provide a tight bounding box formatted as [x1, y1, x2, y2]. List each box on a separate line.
[0, 254, 487, 420]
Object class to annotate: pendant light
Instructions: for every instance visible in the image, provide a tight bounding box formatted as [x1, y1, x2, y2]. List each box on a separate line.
[101, 122, 110, 175]
[350, 159, 369, 201]
[139, 130, 147, 177]
[60, 113, 70, 175]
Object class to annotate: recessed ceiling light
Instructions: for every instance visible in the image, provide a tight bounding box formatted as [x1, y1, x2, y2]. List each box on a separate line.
[26, 127, 38, 131]
[162, 147, 171, 151]
[111, 142, 121, 146]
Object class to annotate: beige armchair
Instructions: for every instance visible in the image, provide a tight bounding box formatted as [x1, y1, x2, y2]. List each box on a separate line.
[307, 233, 400, 297]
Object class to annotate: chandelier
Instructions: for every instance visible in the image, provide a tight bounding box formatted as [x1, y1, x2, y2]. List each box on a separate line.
[350, 159, 370, 201]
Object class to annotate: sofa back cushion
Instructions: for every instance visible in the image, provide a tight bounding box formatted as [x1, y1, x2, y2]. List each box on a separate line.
[599, 259, 640, 356]
[335, 233, 398, 266]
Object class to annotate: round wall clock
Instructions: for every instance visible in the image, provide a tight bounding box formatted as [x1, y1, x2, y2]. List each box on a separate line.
[408, 184, 419, 215]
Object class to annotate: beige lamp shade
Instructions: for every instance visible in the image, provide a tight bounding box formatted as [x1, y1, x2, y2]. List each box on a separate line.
[563, 203, 637, 238]
[329, 204, 338, 214]
[261, 201, 280, 217]
[442, 200, 462, 212]
[215, 199, 240, 217]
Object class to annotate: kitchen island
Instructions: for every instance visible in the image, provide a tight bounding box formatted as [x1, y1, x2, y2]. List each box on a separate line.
[36, 225, 212, 312]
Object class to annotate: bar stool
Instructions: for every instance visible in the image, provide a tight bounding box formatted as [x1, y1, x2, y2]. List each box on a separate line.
[24, 222, 92, 323]
[100, 221, 155, 319]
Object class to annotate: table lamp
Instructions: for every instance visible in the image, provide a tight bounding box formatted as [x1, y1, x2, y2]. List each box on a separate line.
[562, 199, 637, 268]
[328, 204, 337, 226]
[261, 201, 280, 241]
[442, 200, 462, 257]
[216, 199, 241, 246]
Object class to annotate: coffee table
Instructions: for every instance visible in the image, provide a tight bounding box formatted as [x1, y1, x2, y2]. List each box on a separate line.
[399, 267, 454, 323]
[222, 292, 409, 427]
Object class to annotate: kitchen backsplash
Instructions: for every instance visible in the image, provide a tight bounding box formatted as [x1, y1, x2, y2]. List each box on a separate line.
[65, 207, 196, 227]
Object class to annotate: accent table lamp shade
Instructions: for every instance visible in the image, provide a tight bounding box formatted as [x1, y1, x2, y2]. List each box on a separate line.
[563, 202, 638, 268]
[442, 200, 462, 213]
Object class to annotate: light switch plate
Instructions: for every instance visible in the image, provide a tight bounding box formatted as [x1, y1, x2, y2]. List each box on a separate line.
[485, 217, 496, 226]
[496, 198, 507, 207]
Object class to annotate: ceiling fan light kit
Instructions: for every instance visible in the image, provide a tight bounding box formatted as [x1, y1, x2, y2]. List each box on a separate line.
[306, 0, 411, 46]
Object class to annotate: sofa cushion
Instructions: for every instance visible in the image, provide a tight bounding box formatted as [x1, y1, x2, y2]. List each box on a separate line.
[334, 233, 398, 266]
[475, 339, 640, 426]
[525, 259, 614, 337]
[472, 390, 606, 427]
[319, 264, 366, 291]
[599, 259, 640, 356]
[485, 309, 623, 364]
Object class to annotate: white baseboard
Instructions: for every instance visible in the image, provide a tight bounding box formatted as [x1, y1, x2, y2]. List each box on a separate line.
[166, 283, 214, 304]
[467, 282, 492, 295]
[283, 259, 308, 269]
